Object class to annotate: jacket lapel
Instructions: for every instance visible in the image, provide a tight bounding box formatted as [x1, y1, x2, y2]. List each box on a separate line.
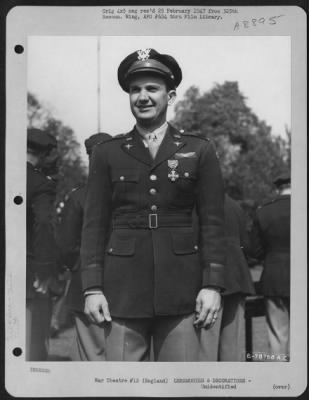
[151, 124, 186, 171]
[120, 128, 152, 166]
[120, 125, 186, 169]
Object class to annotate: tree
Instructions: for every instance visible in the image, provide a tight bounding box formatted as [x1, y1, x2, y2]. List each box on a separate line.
[172, 82, 290, 203]
[28, 93, 87, 210]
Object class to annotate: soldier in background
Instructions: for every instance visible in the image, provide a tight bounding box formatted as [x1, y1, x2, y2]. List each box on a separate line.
[200, 194, 255, 361]
[250, 172, 291, 361]
[26, 128, 59, 361]
[57, 133, 111, 360]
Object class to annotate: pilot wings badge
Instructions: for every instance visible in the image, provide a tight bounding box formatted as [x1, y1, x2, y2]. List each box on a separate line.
[168, 159, 179, 182]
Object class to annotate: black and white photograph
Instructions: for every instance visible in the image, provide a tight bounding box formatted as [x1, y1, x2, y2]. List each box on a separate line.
[5, 5, 307, 398]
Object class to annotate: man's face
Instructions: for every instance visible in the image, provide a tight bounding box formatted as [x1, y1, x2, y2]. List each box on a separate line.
[128, 74, 176, 127]
[27, 147, 53, 170]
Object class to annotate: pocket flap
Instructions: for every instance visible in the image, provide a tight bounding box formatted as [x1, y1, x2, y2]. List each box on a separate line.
[176, 159, 198, 180]
[112, 169, 140, 183]
[106, 235, 136, 256]
[171, 232, 198, 255]
[178, 171, 197, 180]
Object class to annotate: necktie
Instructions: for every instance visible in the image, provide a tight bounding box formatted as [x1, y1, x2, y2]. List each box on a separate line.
[147, 133, 159, 159]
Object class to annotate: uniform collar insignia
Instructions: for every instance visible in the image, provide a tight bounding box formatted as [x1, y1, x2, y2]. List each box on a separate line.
[125, 143, 133, 150]
[174, 141, 182, 146]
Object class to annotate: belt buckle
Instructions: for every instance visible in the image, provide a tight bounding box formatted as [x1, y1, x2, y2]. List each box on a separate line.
[149, 213, 158, 229]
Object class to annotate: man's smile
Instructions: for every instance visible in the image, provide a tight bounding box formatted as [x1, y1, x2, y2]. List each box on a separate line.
[136, 105, 154, 112]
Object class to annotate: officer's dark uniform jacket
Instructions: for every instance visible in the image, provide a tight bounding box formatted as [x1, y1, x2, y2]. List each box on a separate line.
[223, 194, 255, 296]
[250, 194, 290, 297]
[57, 185, 87, 311]
[81, 124, 226, 318]
[27, 162, 56, 299]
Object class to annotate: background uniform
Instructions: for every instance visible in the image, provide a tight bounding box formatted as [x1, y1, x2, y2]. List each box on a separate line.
[56, 132, 111, 360]
[26, 162, 57, 360]
[57, 186, 106, 360]
[81, 124, 226, 361]
[250, 192, 290, 360]
[200, 194, 255, 361]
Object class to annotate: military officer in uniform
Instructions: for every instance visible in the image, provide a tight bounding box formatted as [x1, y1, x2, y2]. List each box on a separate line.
[57, 133, 111, 360]
[200, 194, 255, 361]
[250, 172, 291, 361]
[81, 48, 226, 361]
[26, 128, 58, 361]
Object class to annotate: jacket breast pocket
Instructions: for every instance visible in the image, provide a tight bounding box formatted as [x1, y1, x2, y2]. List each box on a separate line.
[177, 158, 198, 174]
[106, 233, 136, 257]
[112, 169, 140, 185]
[111, 169, 140, 206]
[173, 159, 198, 194]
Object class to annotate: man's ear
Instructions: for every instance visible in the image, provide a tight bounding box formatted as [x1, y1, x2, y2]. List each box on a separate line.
[167, 90, 177, 106]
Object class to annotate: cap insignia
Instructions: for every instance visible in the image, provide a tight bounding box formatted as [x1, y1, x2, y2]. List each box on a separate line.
[137, 48, 151, 61]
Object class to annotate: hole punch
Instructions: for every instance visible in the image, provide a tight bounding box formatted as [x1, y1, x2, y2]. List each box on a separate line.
[14, 45, 24, 54]
[14, 196, 23, 205]
[13, 347, 22, 357]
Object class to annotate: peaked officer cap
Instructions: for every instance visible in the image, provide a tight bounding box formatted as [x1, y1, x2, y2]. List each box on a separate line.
[118, 48, 182, 92]
[273, 171, 291, 187]
[27, 128, 57, 151]
[84, 132, 112, 155]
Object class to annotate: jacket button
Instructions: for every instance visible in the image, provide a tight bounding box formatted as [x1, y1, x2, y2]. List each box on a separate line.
[150, 205, 157, 211]
[194, 245, 198, 250]
[149, 188, 157, 195]
[184, 172, 189, 177]
[120, 176, 125, 181]
[108, 248, 113, 253]
[149, 174, 157, 181]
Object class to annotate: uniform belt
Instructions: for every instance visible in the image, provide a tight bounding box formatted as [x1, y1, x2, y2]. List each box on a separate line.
[112, 213, 192, 229]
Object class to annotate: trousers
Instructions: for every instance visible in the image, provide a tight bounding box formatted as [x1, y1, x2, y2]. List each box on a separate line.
[103, 313, 201, 361]
[199, 293, 245, 361]
[265, 297, 290, 361]
[72, 311, 106, 361]
[26, 294, 52, 361]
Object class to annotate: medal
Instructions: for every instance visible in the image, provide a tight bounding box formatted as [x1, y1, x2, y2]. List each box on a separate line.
[168, 159, 179, 182]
